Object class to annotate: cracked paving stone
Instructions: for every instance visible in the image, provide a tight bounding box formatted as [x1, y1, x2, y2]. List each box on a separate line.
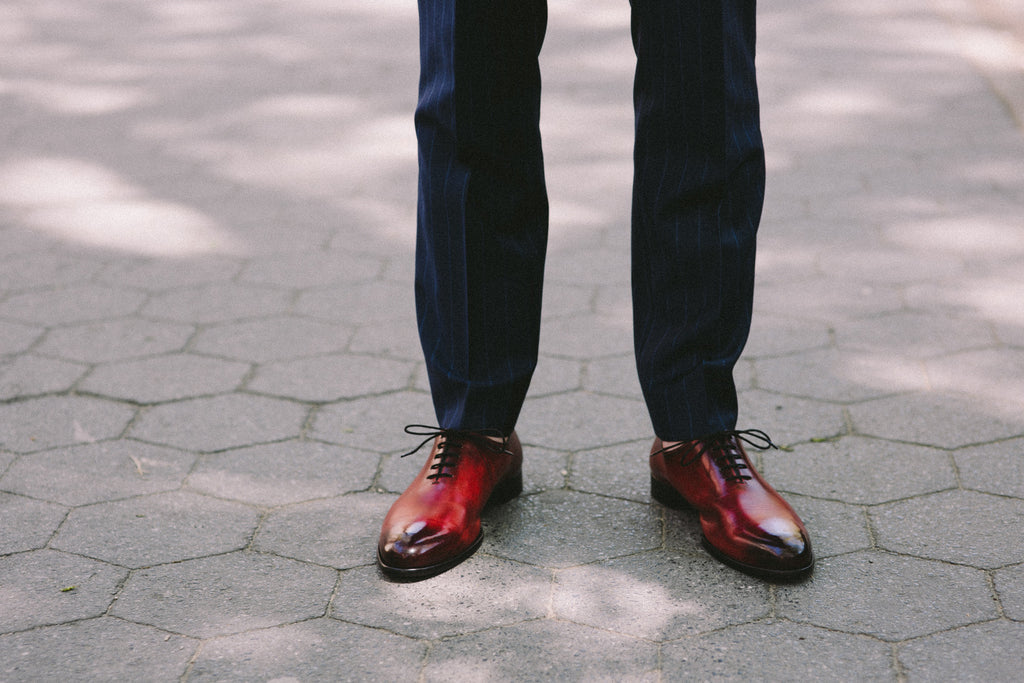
[553, 551, 771, 641]
[423, 620, 659, 682]
[110, 552, 336, 638]
[331, 556, 550, 640]
[0, 440, 195, 506]
[51, 491, 259, 568]
[662, 621, 893, 681]
[0, 354, 87, 400]
[188, 618, 426, 682]
[776, 551, 997, 641]
[0, 617, 196, 681]
[0, 320, 44, 355]
[0, 550, 127, 633]
[247, 354, 414, 402]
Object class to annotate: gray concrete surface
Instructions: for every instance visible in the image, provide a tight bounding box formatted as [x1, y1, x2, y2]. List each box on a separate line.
[1, 0, 1023, 680]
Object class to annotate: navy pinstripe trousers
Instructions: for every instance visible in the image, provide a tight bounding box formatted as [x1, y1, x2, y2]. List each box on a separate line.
[415, 0, 765, 442]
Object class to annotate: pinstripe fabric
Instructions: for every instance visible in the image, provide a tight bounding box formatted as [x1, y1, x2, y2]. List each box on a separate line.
[631, 0, 764, 441]
[415, 0, 764, 442]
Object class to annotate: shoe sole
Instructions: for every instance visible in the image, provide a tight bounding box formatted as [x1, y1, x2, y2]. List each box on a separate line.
[377, 468, 523, 581]
[651, 475, 814, 581]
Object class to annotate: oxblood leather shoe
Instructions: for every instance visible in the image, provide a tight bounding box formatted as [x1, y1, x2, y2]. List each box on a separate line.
[377, 426, 523, 580]
[650, 430, 813, 580]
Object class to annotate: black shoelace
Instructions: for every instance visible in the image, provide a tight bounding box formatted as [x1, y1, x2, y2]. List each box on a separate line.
[652, 429, 778, 483]
[400, 425, 512, 481]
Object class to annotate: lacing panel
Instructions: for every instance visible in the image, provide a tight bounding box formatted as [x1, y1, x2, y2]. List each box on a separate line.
[652, 429, 778, 483]
[400, 424, 512, 481]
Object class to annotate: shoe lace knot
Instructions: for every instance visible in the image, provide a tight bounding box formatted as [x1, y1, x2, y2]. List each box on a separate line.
[400, 424, 511, 481]
[654, 428, 778, 483]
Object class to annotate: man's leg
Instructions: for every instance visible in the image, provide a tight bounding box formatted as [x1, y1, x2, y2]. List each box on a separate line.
[379, 0, 549, 579]
[415, 0, 549, 436]
[630, 0, 813, 579]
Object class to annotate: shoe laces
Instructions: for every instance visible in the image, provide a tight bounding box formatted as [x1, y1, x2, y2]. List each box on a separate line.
[400, 425, 512, 481]
[653, 429, 778, 483]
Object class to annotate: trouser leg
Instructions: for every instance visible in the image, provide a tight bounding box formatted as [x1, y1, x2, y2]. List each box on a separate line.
[630, 0, 765, 441]
[415, 0, 549, 434]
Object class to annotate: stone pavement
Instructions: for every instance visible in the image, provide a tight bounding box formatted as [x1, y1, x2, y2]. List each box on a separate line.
[1, 0, 1023, 680]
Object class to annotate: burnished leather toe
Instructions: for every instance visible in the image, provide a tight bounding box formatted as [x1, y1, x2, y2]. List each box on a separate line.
[650, 431, 813, 580]
[377, 428, 522, 580]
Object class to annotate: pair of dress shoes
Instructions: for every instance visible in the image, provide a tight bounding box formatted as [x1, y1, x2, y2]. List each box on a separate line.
[377, 428, 812, 580]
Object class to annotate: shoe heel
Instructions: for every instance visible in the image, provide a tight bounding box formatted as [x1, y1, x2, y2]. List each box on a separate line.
[651, 475, 692, 510]
[488, 467, 523, 507]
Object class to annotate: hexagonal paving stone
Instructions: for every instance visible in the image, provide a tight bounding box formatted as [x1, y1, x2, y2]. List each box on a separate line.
[761, 436, 956, 504]
[331, 557, 550, 639]
[871, 490, 1024, 569]
[661, 621, 894, 680]
[755, 278, 904, 322]
[776, 551, 997, 641]
[0, 251, 103, 291]
[0, 320, 44, 355]
[130, 394, 307, 452]
[80, 353, 250, 403]
[188, 618, 426, 682]
[570, 439, 652, 504]
[849, 392, 1024, 448]
[142, 283, 292, 324]
[35, 318, 195, 363]
[0, 354, 87, 400]
[541, 281, 595, 319]
[0, 493, 67, 555]
[899, 620, 1024, 681]
[0, 550, 126, 633]
[0, 285, 146, 326]
[191, 316, 352, 363]
[517, 391, 650, 451]
[583, 354, 642, 398]
[993, 564, 1024, 620]
[0, 440, 195, 506]
[188, 440, 377, 506]
[552, 552, 771, 640]
[0, 395, 136, 453]
[781, 494, 872, 559]
[239, 250, 383, 288]
[422, 620, 659, 682]
[955, 438, 1024, 499]
[98, 255, 242, 290]
[51, 491, 259, 568]
[310, 391, 434, 453]
[834, 311, 995, 358]
[0, 617, 196, 681]
[296, 281, 415, 324]
[744, 314, 832, 359]
[254, 492, 394, 570]
[484, 490, 661, 568]
[110, 552, 336, 638]
[538, 314, 633, 360]
[528, 355, 583, 397]
[754, 348, 929, 404]
[348, 318, 422, 360]
[927, 348, 1024, 408]
[736, 389, 847, 447]
[247, 354, 414, 402]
